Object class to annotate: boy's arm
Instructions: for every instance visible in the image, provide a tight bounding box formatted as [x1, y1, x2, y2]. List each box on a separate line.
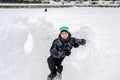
[50, 40, 58, 55]
[72, 38, 86, 48]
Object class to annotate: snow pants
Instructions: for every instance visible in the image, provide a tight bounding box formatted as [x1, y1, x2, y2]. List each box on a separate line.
[47, 56, 64, 74]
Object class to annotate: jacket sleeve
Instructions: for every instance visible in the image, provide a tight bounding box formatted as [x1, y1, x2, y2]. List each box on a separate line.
[72, 38, 86, 48]
[50, 40, 58, 55]
[50, 39, 65, 58]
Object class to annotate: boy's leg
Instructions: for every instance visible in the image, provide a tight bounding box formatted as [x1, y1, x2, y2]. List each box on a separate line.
[57, 65, 63, 74]
[57, 58, 64, 74]
[47, 56, 57, 80]
[47, 56, 57, 74]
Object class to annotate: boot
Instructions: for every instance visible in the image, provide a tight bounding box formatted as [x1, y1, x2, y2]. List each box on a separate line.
[47, 73, 57, 80]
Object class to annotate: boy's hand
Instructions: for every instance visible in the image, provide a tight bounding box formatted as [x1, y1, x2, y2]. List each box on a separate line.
[64, 50, 71, 56]
[80, 39, 86, 45]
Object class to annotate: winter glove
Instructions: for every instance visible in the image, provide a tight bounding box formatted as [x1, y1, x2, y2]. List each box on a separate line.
[64, 50, 71, 56]
[73, 39, 86, 48]
[79, 39, 86, 45]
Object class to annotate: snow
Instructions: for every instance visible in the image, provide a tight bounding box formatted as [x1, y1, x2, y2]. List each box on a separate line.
[0, 7, 120, 80]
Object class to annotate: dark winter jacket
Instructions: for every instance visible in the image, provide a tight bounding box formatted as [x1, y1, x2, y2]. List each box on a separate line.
[50, 33, 86, 58]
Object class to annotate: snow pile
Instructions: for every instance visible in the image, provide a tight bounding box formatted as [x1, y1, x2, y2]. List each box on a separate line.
[0, 8, 120, 80]
[0, 16, 55, 80]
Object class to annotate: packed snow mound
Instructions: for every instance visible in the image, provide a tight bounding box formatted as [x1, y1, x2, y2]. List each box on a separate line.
[0, 16, 55, 80]
[0, 8, 120, 80]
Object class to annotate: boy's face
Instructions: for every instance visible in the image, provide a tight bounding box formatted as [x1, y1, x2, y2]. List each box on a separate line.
[61, 31, 69, 39]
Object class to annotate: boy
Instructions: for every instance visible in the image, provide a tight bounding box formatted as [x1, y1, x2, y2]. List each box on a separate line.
[47, 26, 86, 80]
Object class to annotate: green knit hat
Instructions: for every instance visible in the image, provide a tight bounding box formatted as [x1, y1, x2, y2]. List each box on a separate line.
[59, 26, 69, 32]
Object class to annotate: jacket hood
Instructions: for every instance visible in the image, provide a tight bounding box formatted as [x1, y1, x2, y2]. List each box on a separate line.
[58, 31, 71, 41]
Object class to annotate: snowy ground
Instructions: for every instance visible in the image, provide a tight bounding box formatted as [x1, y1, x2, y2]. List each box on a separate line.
[0, 7, 120, 80]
